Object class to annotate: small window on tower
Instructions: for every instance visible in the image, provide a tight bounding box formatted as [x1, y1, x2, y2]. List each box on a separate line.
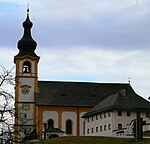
[23, 61, 31, 73]
[24, 113, 27, 118]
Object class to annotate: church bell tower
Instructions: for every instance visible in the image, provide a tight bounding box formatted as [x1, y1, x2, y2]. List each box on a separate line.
[14, 8, 40, 141]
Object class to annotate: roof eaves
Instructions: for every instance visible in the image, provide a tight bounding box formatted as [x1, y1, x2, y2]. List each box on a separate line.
[82, 106, 114, 118]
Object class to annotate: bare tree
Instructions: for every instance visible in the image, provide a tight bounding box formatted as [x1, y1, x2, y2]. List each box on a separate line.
[0, 65, 41, 143]
[0, 65, 15, 143]
[15, 105, 38, 143]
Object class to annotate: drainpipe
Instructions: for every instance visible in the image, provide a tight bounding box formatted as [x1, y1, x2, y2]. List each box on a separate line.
[43, 122, 47, 140]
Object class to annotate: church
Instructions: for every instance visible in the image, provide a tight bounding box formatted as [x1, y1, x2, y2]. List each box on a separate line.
[14, 9, 150, 142]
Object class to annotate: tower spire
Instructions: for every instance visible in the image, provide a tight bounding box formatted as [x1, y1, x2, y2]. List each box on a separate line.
[16, 7, 38, 57]
[27, 2, 29, 15]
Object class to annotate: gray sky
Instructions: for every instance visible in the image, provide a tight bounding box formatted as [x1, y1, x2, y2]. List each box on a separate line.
[0, 0, 150, 99]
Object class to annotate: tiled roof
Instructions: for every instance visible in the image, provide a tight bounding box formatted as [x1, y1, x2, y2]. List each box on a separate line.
[36, 81, 135, 107]
[46, 127, 65, 133]
[82, 92, 150, 118]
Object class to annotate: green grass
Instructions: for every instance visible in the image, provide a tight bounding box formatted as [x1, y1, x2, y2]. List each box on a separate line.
[28, 136, 150, 144]
[143, 131, 150, 137]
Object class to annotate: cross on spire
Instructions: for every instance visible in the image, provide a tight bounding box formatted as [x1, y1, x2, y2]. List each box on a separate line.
[27, 2, 29, 14]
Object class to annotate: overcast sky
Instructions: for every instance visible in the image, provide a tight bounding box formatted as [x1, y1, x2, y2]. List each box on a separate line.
[0, 0, 150, 99]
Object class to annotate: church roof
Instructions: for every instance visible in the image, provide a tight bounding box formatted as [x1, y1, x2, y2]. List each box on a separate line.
[82, 92, 150, 118]
[15, 8, 38, 58]
[36, 81, 136, 107]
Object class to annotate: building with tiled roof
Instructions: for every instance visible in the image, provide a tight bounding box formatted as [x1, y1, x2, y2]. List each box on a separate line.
[82, 91, 150, 136]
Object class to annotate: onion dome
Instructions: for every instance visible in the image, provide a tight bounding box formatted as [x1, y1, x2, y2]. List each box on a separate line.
[16, 8, 38, 57]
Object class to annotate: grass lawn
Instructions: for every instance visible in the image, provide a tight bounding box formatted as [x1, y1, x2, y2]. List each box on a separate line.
[28, 136, 150, 144]
[143, 131, 150, 137]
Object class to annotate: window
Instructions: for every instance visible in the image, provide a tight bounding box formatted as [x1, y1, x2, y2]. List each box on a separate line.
[146, 112, 149, 118]
[48, 119, 54, 128]
[104, 112, 106, 118]
[24, 113, 27, 118]
[66, 119, 73, 135]
[118, 124, 122, 130]
[100, 126, 102, 131]
[96, 115, 98, 120]
[91, 128, 94, 133]
[87, 129, 89, 134]
[87, 118, 89, 122]
[104, 125, 106, 131]
[143, 120, 146, 125]
[23, 61, 31, 73]
[127, 111, 130, 117]
[108, 124, 111, 130]
[96, 127, 98, 132]
[100, 114, 102, 119]
[92, 116, 94, 121]
[118, 111, 122, 116]
[108, 112, 111, 117]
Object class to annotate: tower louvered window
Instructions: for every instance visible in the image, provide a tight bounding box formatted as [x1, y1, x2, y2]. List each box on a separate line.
[23, 61, 31, 73]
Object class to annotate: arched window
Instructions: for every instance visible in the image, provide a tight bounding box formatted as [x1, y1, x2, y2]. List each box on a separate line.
[66, 119, 73, 135]
[48, 119, 54, 128]
[23, 61, 31, 73]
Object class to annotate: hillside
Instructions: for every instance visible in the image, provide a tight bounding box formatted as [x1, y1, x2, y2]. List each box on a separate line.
[28, 136, 150, 144]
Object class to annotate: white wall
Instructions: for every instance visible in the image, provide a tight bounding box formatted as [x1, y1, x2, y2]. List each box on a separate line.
[143, 124, 150, 132]
[42, 111, 87, 136]
[84, 110, 150, 137]
[18, 103, 35, 125]
[85, 112, 112, 136]
[18, 78, 35, 102]
[62, 112, 77, 136]
[80, 112, 87, 136]
[43, 111, 58, 128]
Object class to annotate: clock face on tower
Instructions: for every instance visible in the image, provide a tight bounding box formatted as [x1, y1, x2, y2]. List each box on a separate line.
[21, 87, 29, 95]
[20, 85, 31, 95]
